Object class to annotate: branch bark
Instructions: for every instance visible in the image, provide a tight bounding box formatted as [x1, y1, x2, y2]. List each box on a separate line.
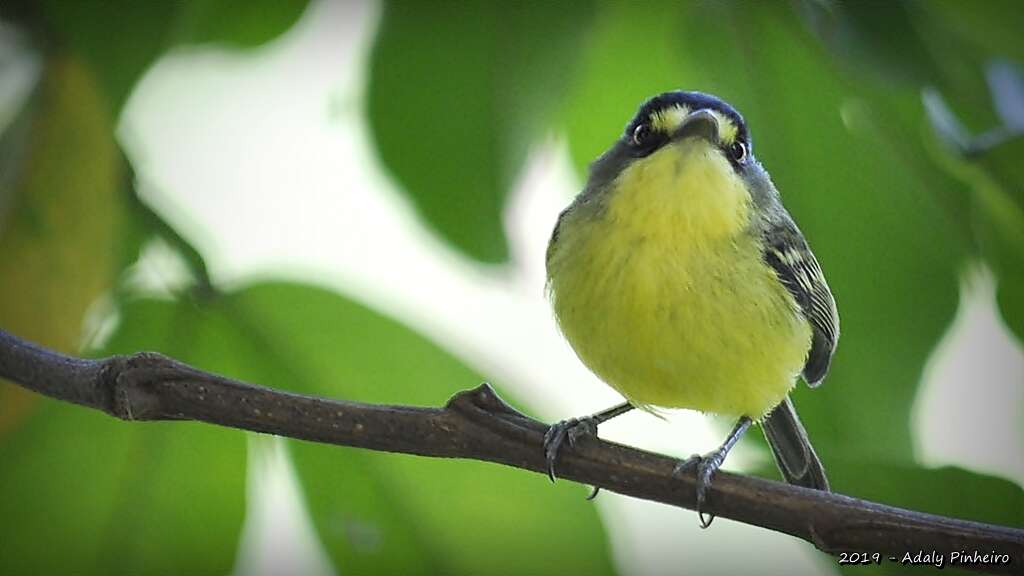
[1, 328, 1022, 574]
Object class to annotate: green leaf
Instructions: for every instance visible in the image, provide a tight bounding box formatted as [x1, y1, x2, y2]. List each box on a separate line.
[4, 0, 310, 336]
[227, 282, 617, 575]
[848, 463, 1023, 528]
[995, 263, 1024, 342]
[118, 169, 214, 293]
[176, 0, 309, 48]
[0, 57, 120, 437]
[23, 0, 308, 314]
[796, 0, 943, 86]
[922, 92, 1024, 340]
[0, 299, 247, 575]
[0, 405, 246, 575]
[563, 1, 691, 174]
[368, 1, 595, 263]
[975, 135, 1024, 218]
[40, 1, 178, 115]
[928, 0, 1024, 67]
[806, 0, 1009, 139]
[40, 0, 309, 115]
[972, 169, 1024, 340]
[975, 136, 1024, 247]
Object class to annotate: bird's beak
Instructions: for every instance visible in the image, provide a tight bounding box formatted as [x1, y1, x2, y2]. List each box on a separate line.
[671, 109, 720, 145]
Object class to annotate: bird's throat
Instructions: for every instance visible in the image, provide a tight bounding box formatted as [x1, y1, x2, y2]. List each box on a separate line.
[608, 140, 751, 249]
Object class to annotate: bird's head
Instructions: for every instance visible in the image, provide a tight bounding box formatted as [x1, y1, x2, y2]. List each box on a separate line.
[624, 91, 750, 167]
[584, 91, 779, 237]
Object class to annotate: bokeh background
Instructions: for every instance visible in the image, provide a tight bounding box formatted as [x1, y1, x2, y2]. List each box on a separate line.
[1, 1, 1021, 575]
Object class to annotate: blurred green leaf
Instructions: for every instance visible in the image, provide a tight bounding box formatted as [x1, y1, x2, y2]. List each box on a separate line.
[922, 80, 1024, 340]
[807, 0, 1024, 346]
[18, 0, 308, 325]
[797, 0, 942, 86]
[976, 58, 1024, 212]
[39, 0, 309, 115]
[974, 137, 1024, 237]
[39, 1, 177, 115]
[368, 1, 595, 263]
[6, 0, 309, 325]
[0, 57, 120, 437]
[923, 60, 1024, 213]
[806, 0, 1017, 144]
[0, 405, 246, 575]
[846, 463, 1024, 529]
[846, 96, 976, 252]
[117, 167, 214, 293]
[227, 283, 617, 575]
[994, 263, 1024, 342]
[176, 0, 308, 48]
[972, 172, 1024, 340]
[0, 299, 247, 575]
[563, 1, 688, 173]
[928, 0, 1024, 67]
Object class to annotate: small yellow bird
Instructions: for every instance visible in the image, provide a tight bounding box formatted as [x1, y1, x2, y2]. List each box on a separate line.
[544, 91, 839, 526]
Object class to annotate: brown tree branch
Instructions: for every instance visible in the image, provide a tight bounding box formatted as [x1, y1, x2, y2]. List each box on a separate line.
[1, 328, 1021, 574]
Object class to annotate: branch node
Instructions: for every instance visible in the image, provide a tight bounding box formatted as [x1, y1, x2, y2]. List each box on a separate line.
[108, 351, 183, 420]
[445, 383, 511, 414]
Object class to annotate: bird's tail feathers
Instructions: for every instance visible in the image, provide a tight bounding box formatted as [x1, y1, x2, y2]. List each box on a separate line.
[762, 397, 830, 492]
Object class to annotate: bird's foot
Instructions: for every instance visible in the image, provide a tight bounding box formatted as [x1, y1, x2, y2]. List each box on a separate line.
[673, 449, 728, 529]
[543, 416, 600, 482]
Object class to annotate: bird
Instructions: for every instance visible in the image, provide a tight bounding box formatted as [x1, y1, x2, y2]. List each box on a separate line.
[543, 90, 839, 527]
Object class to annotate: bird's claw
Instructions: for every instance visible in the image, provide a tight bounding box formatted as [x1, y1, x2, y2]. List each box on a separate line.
[672, 451, 725, 528]
[543, 416, 599, 482]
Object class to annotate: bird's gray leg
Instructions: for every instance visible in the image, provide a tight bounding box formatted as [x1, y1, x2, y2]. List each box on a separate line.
[544, 402, 634, 485]
[674, 416, 752, 528]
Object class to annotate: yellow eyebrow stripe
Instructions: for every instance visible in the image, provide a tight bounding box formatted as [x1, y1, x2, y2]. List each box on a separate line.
[648, 105, 739, 145]
[649, 104, 690, 133]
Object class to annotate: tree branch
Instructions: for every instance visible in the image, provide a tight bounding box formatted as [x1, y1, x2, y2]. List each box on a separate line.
[1, 328, 1021, 574]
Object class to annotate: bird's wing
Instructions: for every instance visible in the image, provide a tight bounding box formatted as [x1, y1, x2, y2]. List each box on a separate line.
[762, 220, 839, 387]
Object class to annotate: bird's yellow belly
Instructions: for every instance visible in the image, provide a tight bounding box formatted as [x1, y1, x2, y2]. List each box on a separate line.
[549, 219, 811, 419]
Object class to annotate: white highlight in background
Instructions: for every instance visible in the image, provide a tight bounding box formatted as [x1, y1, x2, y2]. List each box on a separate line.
[915, 264, 1024, 485]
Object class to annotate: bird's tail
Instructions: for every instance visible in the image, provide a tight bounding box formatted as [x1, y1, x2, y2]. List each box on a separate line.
[761, 397, 830, 492]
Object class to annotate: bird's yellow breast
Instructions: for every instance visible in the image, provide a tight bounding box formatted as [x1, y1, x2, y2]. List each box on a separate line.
[547, 141, 811, 419]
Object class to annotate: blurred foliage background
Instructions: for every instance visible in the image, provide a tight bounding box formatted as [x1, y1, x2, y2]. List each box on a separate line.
[0, 1, 1022, 575]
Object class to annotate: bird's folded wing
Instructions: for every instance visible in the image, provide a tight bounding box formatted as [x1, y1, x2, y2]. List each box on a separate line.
[762, 219, 840, 386]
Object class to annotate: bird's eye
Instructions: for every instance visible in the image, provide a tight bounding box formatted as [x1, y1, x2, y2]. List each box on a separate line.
[729, 141, 748, 163]
[632, 124, 652, 146]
